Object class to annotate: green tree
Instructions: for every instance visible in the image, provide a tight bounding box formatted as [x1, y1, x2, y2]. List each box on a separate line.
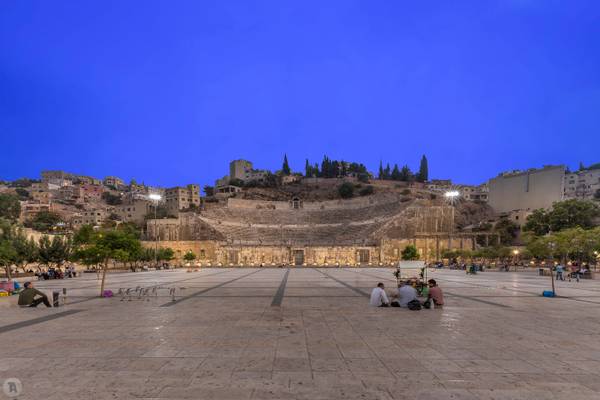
[399, 165, 413, 182]
[203, 185, 215, 197]
[102, 192, 122, 205]
[401, 245, 419, 260]
[391, 164, 401, 180]
[183, 250, 196, 263]
[0, 194, 21, 221]
[12, 233, 38, 273]
[523, 209, 551, 236]
[0, 219, 18, 278]
[417, 155, 428, 182]
[27, 211, 63, 232]
[38, 235, 72, 268]
[548, 199, 600, 231]
[493, 218, 519, 245]
[378, 161, 384, 180]
[157, 247, 175, 262]
[282, 154, 291, 175]
[74, 229, 142, 296]
[338, 182, 354, 199]
[384, 163, 391, 180]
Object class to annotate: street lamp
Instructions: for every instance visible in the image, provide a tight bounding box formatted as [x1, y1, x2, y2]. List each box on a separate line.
[149, 193, 162, 267]
[512, 249, 520, 271]
[444, 190, 460, 241]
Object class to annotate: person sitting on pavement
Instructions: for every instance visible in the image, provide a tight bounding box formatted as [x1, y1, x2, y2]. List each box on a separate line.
[369, 282, 390, 307]
[391, 280, 418, 308]
[427, 279, 444, 307]
[18, 282, 51, 308]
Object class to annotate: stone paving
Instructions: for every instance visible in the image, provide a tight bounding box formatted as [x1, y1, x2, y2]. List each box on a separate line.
[2, 267, 600, 399]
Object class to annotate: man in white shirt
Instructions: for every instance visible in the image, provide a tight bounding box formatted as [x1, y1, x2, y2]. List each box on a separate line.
[394, 281, 418, 308]
[369, 283, 390, 307]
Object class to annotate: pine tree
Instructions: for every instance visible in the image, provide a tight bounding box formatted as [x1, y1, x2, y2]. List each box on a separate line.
[384, 163, 391, 180]
[417, 155, 429, 182]
[282, 154, 291, 175]
[314, 163, 320, 177]
[399, 165, 412, 182]
[305, 159, 311, 177]
[579, 162, 586, 171]
[391, 164, 401, 180]
[378, 161, 384, 180]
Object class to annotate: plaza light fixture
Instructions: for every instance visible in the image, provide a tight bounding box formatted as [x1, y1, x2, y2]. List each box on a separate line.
[444, 190, 460, 198]
[513, 249, 519, 255]
[148, 194, 162, 267]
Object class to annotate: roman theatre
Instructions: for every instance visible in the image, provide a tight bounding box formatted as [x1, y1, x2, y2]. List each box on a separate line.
[145, 190, 494, 266]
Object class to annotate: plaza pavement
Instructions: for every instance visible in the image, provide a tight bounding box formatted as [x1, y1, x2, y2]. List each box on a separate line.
[2, 267, 600, 399]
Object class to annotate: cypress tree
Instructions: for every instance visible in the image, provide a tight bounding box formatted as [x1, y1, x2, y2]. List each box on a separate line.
[282, 154, 291, 175]
[417, 155, 429, 182]
[391, 164, 401, 180]
[378, 161, 384, 180]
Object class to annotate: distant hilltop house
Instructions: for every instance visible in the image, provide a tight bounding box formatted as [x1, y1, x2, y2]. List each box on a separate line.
[215, 159, 270, 194]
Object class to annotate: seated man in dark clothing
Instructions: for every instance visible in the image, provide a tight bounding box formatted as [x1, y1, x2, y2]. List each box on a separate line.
[18, 282, 51, 308]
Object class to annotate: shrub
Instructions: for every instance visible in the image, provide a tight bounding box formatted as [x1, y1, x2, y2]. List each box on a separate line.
[359, 186, 374, 196]
[338, 182, 354, 199]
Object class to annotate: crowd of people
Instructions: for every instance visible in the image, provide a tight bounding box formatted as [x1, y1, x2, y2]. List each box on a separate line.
[370, 279, 444, 309]
[35, 265, 77, 280]
[554, 263, 589, 282]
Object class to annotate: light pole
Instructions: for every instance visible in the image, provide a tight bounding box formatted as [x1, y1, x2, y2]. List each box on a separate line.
[512, 249, 520, 272]
[149, 194, 162, 268]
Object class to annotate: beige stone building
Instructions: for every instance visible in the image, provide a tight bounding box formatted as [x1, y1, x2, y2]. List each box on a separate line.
[71, 208, 110, 228]
[103, 176, 126, 189]
[114, 199, 152, 224]
[488, 165, 565, 214]
[564, 168, 600, 200]
[165, 184, 200, 214]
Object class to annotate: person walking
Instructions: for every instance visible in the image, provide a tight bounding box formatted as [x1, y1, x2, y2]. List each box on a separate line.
[555, 264, 565, 281]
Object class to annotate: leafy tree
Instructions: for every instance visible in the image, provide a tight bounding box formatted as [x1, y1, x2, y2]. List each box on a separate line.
[0, 219, 17, 278]
[203, 185, 215, 197]
[357, 173, 370, 183]
[493, 218, 519, 245]
[157, 247, 175, 262]
[282, 154, 291, 175]
[102, 192, 122, 205]
[338, 182, 354, 199]
[0, 193, 21, 221]
[183, 250, 196, 263]
[15, 188, 30, 200]
[523, 209, 551, 236]
[26, 211, 63, 232]
[38, 235, 72, 268]
[548, 199, 600, 231]
[401, 245, 419, 260]
[229, 178, 244, 187]
[73, 229, 143, 296]
[9, 178, 38, 188]
[12, 233, 38, 273]
[417, 155, 428, 182]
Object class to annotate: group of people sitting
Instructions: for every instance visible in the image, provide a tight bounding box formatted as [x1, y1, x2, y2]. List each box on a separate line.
[370, 279, 444, 309]
[35, 265, 77, 280]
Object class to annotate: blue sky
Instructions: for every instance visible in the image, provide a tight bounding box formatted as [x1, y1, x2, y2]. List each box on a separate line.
[1, 1, 599, 187]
